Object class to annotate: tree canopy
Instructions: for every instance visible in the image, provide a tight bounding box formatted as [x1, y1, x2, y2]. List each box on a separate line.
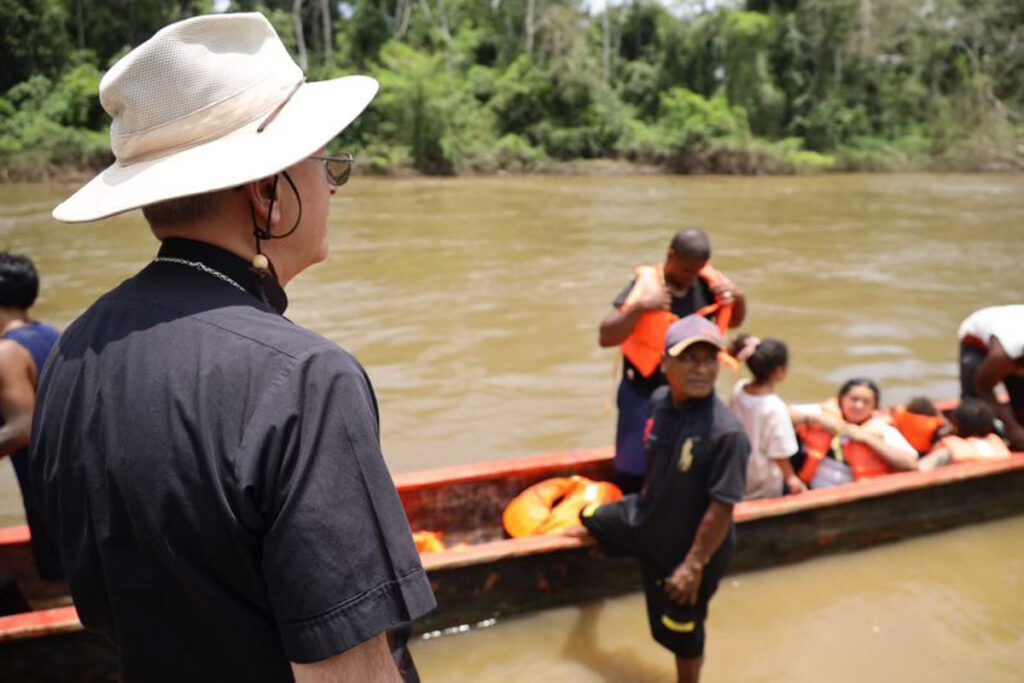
[2, 0, 1022, 179]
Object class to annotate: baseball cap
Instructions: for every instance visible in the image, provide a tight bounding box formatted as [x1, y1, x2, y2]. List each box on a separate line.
[665, 315, 724, 357]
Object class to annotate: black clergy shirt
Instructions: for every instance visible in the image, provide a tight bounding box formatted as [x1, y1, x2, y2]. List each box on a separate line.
[29, 238, 435, 682]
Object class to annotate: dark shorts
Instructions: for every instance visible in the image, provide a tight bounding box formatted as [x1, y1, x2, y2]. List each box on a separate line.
[581, 501, 727, 659]
[641, 564, 708, 660]
[960, 342, 1024, 421]
[615, 380, 651, 478]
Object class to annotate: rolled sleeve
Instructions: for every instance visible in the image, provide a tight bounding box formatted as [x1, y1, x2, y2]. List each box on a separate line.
[240, 348, 436, 663]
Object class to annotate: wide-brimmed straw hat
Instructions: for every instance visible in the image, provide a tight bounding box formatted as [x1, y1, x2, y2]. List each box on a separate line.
[53, 12, 378, 223]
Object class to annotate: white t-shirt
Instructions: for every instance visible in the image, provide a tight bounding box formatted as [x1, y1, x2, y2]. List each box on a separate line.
[958, 305, 1024, 360]
[730, 380, 799, 500]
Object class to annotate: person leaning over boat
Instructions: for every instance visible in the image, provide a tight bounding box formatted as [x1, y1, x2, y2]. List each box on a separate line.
[575, 315, 749, 683]
[918, 399, 1010, 471]
[727, 334, 806, 499]
[599, 229, 745, 493]
[957, 305, 1024, 450]
[790, 379, 918, 489]
[29, 13, 434, 683]
[0, 254, 62, 582]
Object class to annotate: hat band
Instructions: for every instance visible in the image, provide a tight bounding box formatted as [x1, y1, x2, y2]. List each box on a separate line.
[111, 72, 304, 166]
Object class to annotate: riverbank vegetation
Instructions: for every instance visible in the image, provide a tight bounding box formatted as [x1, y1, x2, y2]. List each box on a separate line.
[2, 0, 1022, 179]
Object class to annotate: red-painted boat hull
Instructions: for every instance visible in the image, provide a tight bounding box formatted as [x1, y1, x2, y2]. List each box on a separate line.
[3, 442, 1023, 678]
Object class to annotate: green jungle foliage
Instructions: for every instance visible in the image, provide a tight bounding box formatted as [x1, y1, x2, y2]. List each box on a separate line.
[1, 0, 1022, 178]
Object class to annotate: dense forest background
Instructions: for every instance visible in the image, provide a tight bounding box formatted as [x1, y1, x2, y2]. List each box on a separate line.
[1, 0, 1022, 178]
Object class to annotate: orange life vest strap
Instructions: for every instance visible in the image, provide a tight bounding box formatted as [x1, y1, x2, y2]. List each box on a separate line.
[620, 263, 736, 378]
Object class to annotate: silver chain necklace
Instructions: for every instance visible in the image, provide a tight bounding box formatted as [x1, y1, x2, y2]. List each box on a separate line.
[152, 256, 245, 292]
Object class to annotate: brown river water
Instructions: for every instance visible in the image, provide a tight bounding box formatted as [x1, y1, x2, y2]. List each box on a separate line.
[0, 173, 1022, 680]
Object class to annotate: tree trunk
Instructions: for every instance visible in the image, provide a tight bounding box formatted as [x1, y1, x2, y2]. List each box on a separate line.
[394, 0, 413, 40]
[293, 0, 308, 72]
[602, 8, 611, 86]
[319, 0, 333, 66]
[859, 0, 873, 59]
[435, 0, 452, 43]
[525, 0, 536, 55]
[76, 0, 85, 50]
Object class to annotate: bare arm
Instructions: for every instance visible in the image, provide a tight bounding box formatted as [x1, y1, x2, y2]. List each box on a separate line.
[291, 633, 401, 683]
[709, 279, 746, 328]
[598, 288, 670, 348]
[598, 306, 646, 348]
[730, 292, 747, 328]
[843, 424, 918, 471]
[0, 341, 38, 458]
[664, 499, 733, 605]
[775, 458, 807, 493]
[917, 447, 952, 472]
[974, 338, 1024, 450]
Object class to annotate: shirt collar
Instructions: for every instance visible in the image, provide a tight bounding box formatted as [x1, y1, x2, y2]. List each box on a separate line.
[672, 392, 715, 415]
[157, 238, 289, 314]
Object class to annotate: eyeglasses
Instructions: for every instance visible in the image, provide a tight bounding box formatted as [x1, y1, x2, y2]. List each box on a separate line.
[309, 153, 355, 187]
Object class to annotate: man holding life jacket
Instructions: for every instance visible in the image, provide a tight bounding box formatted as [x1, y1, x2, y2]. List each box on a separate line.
[958, 305, 1024, 450]
[599, 229, 745, 492]
[579, 315, 749, 683]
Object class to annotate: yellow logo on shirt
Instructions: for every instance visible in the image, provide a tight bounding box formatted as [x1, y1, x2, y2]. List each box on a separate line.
[679, 438, 696, 472]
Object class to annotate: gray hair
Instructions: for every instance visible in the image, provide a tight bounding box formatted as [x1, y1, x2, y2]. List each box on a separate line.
[142, 192, 222, 227]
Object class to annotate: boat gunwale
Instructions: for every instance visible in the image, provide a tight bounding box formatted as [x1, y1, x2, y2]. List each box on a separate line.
[3, 454, 1022, 642]
[393, 446, 614, 491]
[420, 453, 1024, 571]
[0, 606, 80, 642]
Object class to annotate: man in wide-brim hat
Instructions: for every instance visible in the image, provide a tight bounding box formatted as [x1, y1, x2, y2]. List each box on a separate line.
[30, 12, 434, 682]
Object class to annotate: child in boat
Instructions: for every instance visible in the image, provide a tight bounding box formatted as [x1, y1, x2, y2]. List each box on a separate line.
[790, 378, 918, 488]
[918, 399, 1010, 471]
[891, 396, 949, 455]
[728, 334, 806, 499]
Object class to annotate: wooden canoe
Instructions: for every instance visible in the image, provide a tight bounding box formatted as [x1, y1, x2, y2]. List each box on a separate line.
[3, 445, 1024, 677]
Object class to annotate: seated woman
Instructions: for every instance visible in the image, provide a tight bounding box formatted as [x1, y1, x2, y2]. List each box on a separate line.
[790, 378, 919, 488]
[918, 399, 1010, 471]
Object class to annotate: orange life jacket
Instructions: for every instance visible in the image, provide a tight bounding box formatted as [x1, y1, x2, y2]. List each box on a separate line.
[412, 530, 446, 554]
[502, 476, 624, 538]
[619, 263, 735, 378]
[797, 413, 896, 484]
[940, 434, 1010, 463]
[891, 407, 945, 455]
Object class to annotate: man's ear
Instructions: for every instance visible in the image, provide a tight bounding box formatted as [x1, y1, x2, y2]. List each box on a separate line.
[243, 175, 281, 229]
[661, 357, 669, 375]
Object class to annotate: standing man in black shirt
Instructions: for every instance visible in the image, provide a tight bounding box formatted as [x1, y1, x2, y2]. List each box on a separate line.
[581, 315, 749, 683]
[599, 229, 746, 492]
[30, 13, 433, 682]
